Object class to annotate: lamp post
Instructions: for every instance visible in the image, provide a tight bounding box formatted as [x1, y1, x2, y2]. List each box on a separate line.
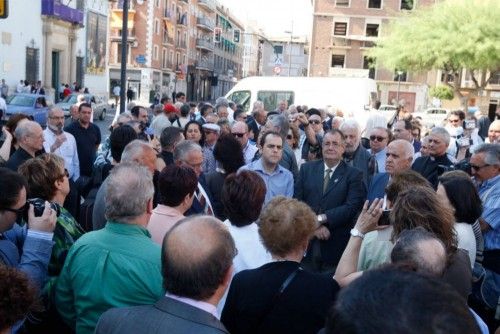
[396, 70, 404, 106]
[119, 0, 129, 114]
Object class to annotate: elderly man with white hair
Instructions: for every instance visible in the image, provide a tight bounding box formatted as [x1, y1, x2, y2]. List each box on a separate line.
[412, 127, 454, 189]
[6, 120, 44, 171]
[340, 119, 375, 186]
[367, 139, 414, 201]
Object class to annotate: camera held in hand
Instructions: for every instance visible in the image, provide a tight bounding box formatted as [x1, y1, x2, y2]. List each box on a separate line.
[24, 198, 61, 222]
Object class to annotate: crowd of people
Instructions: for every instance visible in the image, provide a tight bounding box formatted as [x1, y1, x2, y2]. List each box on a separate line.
[0, 92, 499, 334]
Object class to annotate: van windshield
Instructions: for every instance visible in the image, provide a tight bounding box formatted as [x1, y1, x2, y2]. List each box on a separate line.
[257, 91, 294, 111]
[227, 90, 251, 112]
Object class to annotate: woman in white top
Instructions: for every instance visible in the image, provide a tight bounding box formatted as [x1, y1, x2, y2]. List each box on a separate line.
[436, 170, 484, 268]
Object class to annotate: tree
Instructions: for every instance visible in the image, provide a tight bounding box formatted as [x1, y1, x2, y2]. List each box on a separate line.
[430, 85, 454, 100]
[369, 0, 500, 109]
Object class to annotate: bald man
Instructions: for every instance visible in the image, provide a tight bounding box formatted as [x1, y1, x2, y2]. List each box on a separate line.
[487, 120, 500, 144]
[6, 120, 44, 171]
[96, 216, 235, 334]
[367, 139, 414, 202]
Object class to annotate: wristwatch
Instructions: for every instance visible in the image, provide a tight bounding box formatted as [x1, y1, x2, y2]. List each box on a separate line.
[317, 214, 326, 224]
[350, 228, 365, 239]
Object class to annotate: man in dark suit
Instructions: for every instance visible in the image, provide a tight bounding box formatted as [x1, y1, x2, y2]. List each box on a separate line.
[246, 101, 267, 142]
[95, 215, 235, 334]
[367, 139, 414, 202]
[295, 129, 366, 272]
[6, 120, 44, 171]
[174, 140, 214, 216]
[412, 127, 454, 189]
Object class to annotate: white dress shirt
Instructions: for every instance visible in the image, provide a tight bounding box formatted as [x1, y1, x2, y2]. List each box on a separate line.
[43, 128, 80, 180]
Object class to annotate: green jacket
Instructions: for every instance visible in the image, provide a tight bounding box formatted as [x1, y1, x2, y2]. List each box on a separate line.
[55, 221, 163, 334]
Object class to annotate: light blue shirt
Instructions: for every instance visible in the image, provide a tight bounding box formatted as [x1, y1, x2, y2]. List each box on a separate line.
[368, 147, 387, 173]
[240, 158, 294, 204]
[478, 174, 500, 250]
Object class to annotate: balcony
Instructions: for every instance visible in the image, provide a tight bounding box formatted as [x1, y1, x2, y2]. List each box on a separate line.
[196, 17, 214, 31]
[41, 0, 84, 25]
[196, 57, 214, 70]
[198, 0, 216, 12]
[162, 36, 174, 45]
[196, 38, 214, 52]
[110, 7, 136, 29]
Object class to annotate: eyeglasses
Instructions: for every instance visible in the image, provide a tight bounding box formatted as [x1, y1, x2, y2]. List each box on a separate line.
[204, 130, 217, 135]
[309, 120, 321, 125]
[470, 164, 491, 171]
[1, 202, 29, 217]
[232, 133, 245, 138]
[370, 135, 387, 142]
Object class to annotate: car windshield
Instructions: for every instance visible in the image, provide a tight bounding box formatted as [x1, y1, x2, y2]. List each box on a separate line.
[62, 95, 78, 104]
[7, 95, 35, 107]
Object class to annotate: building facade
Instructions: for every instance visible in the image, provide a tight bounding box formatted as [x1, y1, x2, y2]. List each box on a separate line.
[261, 36, 308, 77]
[309, 0, 436, 112]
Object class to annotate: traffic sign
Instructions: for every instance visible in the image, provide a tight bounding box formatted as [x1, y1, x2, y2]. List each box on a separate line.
[274, 57, 282, 66]
[274, 66, 281, 75]
[0, 0, 9, 19]
[135, 55, 146, 64]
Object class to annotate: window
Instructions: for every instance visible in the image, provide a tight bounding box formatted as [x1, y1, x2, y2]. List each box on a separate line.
[334, 22, 347, 36]
[335, 0, 349, 7]
[153, 45, 159, 60]
[25, 47, 39, 84]
[274, 45, 283, 54]
[401, 0, 414, 10]
[368, 0, 382, 9]
[394, 71, 407, 82]
[162, 49, 168, 68]
[331, 54, 345, 68]
[363, 56, 376, 79]
[440, 71, 454, 83]
[155, 0, 160, 7]
[366, 24, 379, 37]
[257, 91, 294, 112]
[154, 19, 160, 35]
[489, 72, 500, 85]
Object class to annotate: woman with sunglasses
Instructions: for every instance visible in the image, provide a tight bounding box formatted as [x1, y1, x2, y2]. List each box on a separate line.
[18, 154, 85, 293]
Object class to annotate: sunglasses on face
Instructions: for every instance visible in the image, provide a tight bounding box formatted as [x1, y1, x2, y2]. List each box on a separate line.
[1, 202, 29, 218]
[470, 164, 490, 171]
[232, 133, 245, 138]
[370, 135, 387, 142]
[309, 120, 321, 125]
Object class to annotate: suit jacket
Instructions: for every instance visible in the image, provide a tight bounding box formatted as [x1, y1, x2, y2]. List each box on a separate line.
[185, 174, 214, 216]
[294, 160, 366, 265]
[367, 172, 390, 202]
[412, 154, 454, 189]
[95, 296, 229, 334]
[344, 145, 374, 187]
[246, 117, 260, 141]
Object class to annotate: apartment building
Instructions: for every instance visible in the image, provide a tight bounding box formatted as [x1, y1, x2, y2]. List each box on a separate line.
[309, 0, 436, 112]
[109, 0, 188, 103]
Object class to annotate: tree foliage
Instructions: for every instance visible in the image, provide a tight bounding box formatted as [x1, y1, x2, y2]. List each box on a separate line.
[369, 0, 500, 99]
[430, 85, 454, 100]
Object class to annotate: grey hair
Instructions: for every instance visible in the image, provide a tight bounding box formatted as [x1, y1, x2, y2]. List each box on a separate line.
[267, 114, 289, 139]
[390, 139, 415, 159]
[173, 140, 202, 162]
[340, 118, 361, 135]
[430, 127, 451, 146]
[252, 100, 264, 112]
[473, 143, 500, 165]
[121, 140, 154, 163]
[391, 227, 447, 277]
[14, 120, 39, 141]
[47, 105, 64, 117]
[104, 162, 154, 222]
[116, 112, 133, 124]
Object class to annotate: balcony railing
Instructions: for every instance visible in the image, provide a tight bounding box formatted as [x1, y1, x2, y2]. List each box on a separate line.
[41, 0, 84, 25]
[196, 58, 214, 70]
[198, 0, 216, 12]
[196, 17, 215, 31]
[196, 39, 214, 51]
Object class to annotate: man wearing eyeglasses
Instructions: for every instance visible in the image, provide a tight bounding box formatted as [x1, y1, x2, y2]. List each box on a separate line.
[43, 106, 80, 181]
[201, 123, 220, 174]
[412, 127, 454, 189]
[470, 143, 500, 314]
[368, 127, 391, 173]
[231, 121, 257, 164]
[0, 168, 56, 293]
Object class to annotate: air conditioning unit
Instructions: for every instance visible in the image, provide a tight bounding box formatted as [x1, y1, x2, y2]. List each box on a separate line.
[131, 41, 139, 48]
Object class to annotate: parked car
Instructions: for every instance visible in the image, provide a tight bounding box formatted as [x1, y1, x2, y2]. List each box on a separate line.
[413, 108, 449, 128]
[56, 93, 109, 120]
[5, 93, 52, 127]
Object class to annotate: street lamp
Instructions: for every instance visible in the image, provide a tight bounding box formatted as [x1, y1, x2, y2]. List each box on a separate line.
[119, 0, 129, 114]
[396, 70, 404, 106]
[284, 28, 293, 77]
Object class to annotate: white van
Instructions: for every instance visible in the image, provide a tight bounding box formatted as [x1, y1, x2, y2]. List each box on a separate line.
[225, 76, 378, 121]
